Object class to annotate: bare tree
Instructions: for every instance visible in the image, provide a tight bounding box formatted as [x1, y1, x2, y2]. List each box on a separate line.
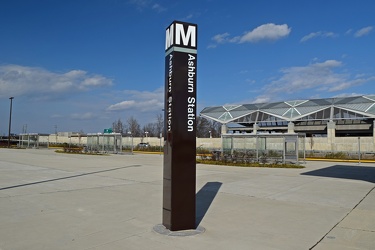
[126, 116, 141, 136]
[112, 118, 125, 134]
[156, 113, 164, 137]
[112, 114, 219, 138]
[210, 121, 222, 138]
[143, 123, 157, 137]
[196, 117, 222, 138]
[196, 117, 212, 138]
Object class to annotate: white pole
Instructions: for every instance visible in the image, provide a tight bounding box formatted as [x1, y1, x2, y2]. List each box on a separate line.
[160, 133, 162, 155]
[358, 137, 361, 164]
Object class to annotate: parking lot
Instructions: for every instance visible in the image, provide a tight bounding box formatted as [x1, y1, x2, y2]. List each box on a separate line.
[0, 148, 374, 249]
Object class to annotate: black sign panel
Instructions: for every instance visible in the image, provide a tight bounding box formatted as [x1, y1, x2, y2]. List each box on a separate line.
[163, 21, 197, 231]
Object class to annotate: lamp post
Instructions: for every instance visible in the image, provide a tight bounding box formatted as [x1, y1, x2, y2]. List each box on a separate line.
[161, 109, 164, 155]
[145, 131, 149, 142]
[128, 131, 133, 154]
[8, 97, 14, 148]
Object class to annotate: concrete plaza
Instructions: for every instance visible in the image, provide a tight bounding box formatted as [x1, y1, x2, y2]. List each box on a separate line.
[0, 149, 374, 250]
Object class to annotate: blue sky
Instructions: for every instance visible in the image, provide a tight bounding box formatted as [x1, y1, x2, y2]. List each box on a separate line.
[1, 0, 374, 134]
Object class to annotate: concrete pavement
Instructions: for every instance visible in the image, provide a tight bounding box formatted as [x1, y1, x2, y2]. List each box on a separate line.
[0, 148, 374, 250]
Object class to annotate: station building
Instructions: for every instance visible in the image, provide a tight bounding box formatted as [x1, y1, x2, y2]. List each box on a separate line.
[200, 95, 375, 153]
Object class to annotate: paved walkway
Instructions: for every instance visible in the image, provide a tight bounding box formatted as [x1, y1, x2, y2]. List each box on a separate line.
[0, 149, 374, 250]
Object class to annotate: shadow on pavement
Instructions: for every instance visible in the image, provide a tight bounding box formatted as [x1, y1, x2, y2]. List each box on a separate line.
[196, 181, 222, 227]
[301, 165, 375, 183]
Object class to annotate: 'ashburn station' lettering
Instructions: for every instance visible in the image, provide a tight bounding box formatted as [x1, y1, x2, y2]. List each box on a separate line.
[167, 54, 173, 132]
[187, 53, 196, 132]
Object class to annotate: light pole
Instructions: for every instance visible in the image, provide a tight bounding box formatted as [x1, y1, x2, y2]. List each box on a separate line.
[160, 132, 162, 155]
[128, 131, 133, 154]
[54, 125, 58, 144]
[8, 97, 14, 148]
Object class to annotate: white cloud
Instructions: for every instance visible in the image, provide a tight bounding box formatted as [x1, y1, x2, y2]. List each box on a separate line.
[106, 88, 163, 112]
[107, 100, 136, 111]
[208, 33, 231, 48]
[207, 44, 217, 49]
[239, 23, 291, 43]
[265, 60, 347, 94]
[129, 0, 166, 12]
[252, 60, 375, 102]
[129, 0, 151, 8]
[327, 82, 353, 92]
[184, 14, 193, 20]
[0, 64, 112, 99]
[209, 23, 291, 47]
[212, 33, 230, 43]
[251, 95, 271, 104]
[300, 31, 337, 42]
[354, 26, 373, 37]
[152, 3, 166, 12]
[81, 75, 111, 87]
[333, 92, 364, 98]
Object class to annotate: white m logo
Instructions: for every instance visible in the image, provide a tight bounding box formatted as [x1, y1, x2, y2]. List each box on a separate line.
[165, 22, 197, 50]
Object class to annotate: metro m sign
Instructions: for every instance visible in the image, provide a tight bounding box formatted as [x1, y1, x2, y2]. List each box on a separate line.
[165, 21, 197, 51]
[163, 20, 198, 231]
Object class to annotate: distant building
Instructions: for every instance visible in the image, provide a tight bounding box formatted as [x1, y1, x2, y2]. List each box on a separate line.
[200, 95, 375, 137]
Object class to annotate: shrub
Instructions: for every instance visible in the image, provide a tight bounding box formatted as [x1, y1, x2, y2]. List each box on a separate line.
[324, 152, 348, 160]
[196, 158, 304, 169]
[196, 147, 211, 155]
